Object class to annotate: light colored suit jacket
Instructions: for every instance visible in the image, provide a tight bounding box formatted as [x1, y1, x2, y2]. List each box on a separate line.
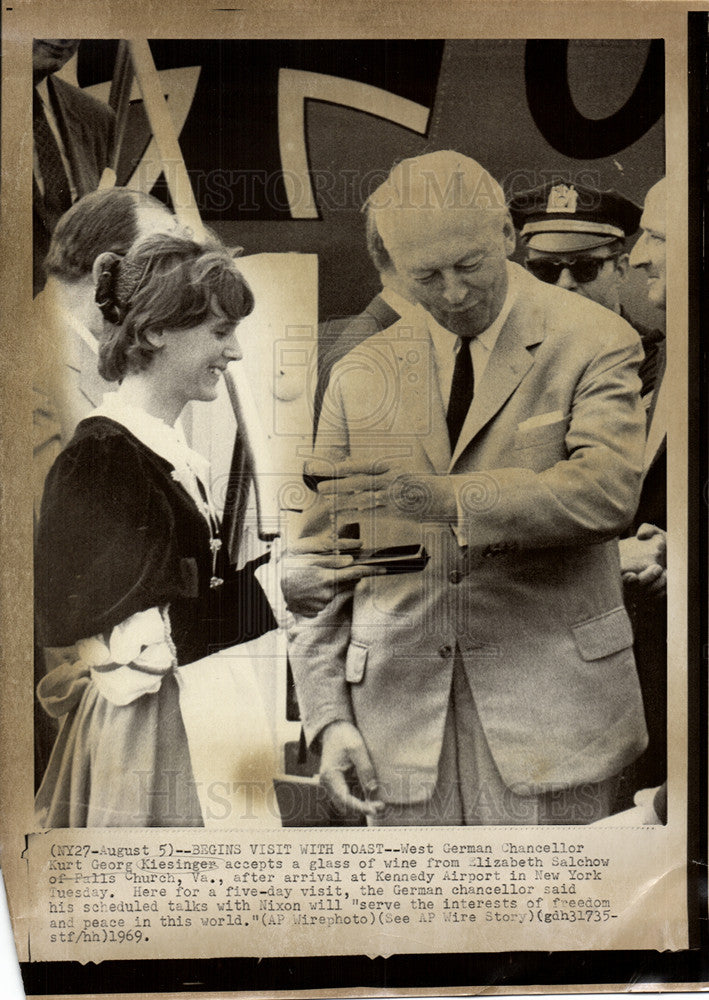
[33, 291, 115, 517]
[288, 263, 649, 804]
[34, 290, 114, 437]
[315, 294, 401, 435]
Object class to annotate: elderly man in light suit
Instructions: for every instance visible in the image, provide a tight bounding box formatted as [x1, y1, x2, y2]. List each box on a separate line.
[288, 151, 649, 826]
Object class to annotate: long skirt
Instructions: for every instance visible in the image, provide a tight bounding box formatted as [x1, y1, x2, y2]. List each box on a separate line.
[35, 640, 279, 828]
[35, 671, 202, 827]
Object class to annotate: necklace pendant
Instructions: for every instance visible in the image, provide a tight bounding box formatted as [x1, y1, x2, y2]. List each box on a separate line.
[210, 575, 224, 589]
[209, 537, 222, 554]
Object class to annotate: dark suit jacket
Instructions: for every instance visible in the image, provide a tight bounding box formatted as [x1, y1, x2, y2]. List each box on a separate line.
[33, 75, 115, 296]
[623, 338, 666, 796]
[620, 307, 664, 400]
[634, 339, 667, 533]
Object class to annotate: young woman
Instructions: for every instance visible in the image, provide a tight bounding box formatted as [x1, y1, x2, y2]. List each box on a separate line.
[34, 232, 277, 827]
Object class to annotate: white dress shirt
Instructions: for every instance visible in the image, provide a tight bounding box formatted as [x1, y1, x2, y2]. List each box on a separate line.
[420, 262, 518, 543]
[33, 77, 78, 202]
[425, 261, 519, 408]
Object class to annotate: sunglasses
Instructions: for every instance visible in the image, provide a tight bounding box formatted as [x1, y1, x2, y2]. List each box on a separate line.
[525, 254, 618, 285]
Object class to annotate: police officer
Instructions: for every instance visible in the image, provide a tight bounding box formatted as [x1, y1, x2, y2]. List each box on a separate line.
[509, 181, 662, 396]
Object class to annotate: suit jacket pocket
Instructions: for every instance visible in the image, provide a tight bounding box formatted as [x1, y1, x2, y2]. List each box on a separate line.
[345, 641, 368, 684]
[514, 415, 569, 450]
[571, 606, 633, 661]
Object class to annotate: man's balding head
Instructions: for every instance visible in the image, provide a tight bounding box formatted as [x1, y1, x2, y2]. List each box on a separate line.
[44, 188, 178, 336]
[45, 188, 176, 284]
[366, 151, 508, 266]
[364, 152, 514, 337]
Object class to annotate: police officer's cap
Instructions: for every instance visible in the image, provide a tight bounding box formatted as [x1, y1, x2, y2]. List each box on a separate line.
[509, 182, 642, 253]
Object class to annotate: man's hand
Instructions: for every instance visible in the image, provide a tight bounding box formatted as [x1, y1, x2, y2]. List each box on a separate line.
[619, 523, 667, 597]
[306, 457, 457, 524]
[319, 720, 385, 817]
[280, 535, 386, 617]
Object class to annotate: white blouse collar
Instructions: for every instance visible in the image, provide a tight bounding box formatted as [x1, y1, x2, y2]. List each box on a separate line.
[89, 394, 216, 525]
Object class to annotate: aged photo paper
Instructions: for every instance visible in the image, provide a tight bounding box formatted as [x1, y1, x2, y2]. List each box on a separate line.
[0, 0, 704, 995]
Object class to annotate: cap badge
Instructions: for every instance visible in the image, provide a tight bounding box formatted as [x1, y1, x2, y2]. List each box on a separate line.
[546, 184, 578, 214]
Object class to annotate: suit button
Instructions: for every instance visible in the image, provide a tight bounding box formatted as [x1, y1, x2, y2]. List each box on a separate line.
[439, 644, 453, 659]
[449, 570, 462, 584]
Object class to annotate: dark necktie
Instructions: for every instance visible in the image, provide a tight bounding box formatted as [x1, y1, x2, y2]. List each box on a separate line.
[33, 85, 71, 223]
[446, 338, 474, 449]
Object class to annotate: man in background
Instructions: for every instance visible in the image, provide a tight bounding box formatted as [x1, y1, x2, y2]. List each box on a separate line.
[33, 39, 115, 296]
[509, 180, 663, 397]
[620, 177, 668, 812]
[34, 187, 176, 480]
